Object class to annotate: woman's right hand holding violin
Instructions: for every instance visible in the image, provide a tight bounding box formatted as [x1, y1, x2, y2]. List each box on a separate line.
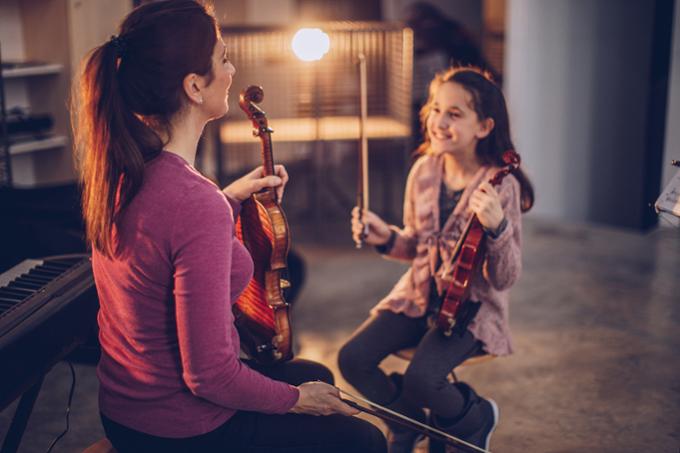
[351, 207, 392, 246]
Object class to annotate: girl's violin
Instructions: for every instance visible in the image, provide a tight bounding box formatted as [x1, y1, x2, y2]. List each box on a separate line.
[437, 150, 521, 336]
[233, 85, 293, 364]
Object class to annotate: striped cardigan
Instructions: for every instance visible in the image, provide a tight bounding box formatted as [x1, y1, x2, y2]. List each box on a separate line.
[372, 153, 523, 356]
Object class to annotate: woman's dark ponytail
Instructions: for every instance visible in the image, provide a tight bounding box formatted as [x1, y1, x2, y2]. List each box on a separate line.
[72, 1, 217, 257]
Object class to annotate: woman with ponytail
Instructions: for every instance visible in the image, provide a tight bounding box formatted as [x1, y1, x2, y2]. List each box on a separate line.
[72, 1, 385, 452]
[339, 67, 534, 453]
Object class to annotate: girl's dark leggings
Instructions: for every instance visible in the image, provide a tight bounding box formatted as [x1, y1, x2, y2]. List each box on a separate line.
[338, 310, 483, 418]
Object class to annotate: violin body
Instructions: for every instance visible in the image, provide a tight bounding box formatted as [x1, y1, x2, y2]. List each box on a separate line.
[233, 86, 293, 364]
[437, 150, 520, 336]
[437, 217, 486, 335]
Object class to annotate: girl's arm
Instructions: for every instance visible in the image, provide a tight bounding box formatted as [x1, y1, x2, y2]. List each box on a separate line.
[377, 162, 420, 262]
[481, 176, 523, 290]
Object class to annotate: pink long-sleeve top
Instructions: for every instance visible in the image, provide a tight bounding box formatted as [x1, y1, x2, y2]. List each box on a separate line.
[372, 153, 523, 356]
[92, 151, 299, 438]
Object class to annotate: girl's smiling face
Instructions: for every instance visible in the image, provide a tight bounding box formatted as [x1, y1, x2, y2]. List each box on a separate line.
[426, 81, 493, 157]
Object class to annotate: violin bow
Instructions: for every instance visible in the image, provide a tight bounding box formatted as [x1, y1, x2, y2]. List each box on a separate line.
[355, 53, 370, 248]
[339, 389, 492, 453]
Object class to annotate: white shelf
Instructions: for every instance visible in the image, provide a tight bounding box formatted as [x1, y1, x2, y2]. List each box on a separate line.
[9, 135, 68, 155]
[2, 63, 63, 79]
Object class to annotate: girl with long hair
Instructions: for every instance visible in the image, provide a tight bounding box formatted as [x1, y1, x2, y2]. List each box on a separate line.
[339, 67, 534, 453]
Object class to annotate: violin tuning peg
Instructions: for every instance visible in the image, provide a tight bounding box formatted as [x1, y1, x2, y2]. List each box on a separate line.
[280, 279, 291, 289]
[252, 129, 259, 137]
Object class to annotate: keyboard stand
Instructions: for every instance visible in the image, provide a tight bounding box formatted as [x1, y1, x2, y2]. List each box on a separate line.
[1, 376, 44, 453]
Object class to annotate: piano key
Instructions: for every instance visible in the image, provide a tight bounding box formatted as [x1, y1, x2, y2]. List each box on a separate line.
[42, 260, 78, 269]
[8, 281, 42, 291]
[0, 288, 28, 298]
[27, 269, 62, 278]
[0, 259, 42, 288]
[16, 275, 50, 285]
[0, 288, 32, 298]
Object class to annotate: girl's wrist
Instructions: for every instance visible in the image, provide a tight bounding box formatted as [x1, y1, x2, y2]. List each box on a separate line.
[375, 229, 396, 254]
[485, 216, 508, 239]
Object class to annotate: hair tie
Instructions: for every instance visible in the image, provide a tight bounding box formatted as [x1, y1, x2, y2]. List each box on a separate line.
[110, 35, 127, 58]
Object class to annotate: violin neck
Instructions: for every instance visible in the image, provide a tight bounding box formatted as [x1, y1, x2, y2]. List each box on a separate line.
[260, 132, 275, 176]
[258, 131, 278, 200]
[448, 213, 478, 264]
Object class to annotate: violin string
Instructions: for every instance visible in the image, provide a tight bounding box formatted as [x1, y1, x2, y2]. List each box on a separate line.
[338, 388, 491, 453]
[440, 213, 474, 279]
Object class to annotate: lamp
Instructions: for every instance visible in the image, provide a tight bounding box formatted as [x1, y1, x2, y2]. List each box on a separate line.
[291, 28, 330, 62]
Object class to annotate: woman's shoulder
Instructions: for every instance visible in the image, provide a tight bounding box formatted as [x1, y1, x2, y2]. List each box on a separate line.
[145, 152, 229, 211]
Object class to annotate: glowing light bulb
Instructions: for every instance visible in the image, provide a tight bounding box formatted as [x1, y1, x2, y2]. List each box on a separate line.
[291, 28, 330, 62]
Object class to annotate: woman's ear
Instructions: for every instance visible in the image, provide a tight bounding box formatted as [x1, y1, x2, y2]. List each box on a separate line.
[476, 117, 495, 139]
[182, 73, 204, 105]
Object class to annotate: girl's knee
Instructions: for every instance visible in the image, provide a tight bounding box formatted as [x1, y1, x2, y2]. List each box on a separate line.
[300, 359, 334, 384]
[337, 341, 364, 378]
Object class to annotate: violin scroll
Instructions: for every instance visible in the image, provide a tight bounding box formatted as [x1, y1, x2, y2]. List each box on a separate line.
[239, 85, 270, 137]
[502, 149, 520, 166]
[489, 150, 520, 186]
[241, 85, 264, 105]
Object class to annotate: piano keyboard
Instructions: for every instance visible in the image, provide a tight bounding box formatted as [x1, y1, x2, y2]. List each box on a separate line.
[0, 254, 98, 448]
[0, 254, 94, 342]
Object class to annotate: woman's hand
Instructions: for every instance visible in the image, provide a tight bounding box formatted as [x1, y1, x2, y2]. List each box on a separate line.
[469, 181, 504, 231]
[289, 381, 359, 416]
[223, 165, 289, 203]
[351, 207, 392, 246]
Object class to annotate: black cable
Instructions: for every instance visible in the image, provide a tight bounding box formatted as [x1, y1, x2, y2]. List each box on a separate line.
[45, 361, 77, 453]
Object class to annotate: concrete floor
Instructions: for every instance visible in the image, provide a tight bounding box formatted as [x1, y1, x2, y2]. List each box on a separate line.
[1, 218, 679, 452]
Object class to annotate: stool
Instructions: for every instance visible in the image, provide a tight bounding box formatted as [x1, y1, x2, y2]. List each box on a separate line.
[82, 438, 117, 453]
[393, 348, 495, 382]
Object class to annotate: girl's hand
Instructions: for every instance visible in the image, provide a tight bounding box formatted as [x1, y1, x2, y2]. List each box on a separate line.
[469, 181, 504, 231]
[289, 381, 360, 416]
[351, 207, 392, 246]
[223, 165, 289, 203]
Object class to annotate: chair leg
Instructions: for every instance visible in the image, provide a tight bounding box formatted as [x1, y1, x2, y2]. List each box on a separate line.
[450, 370, 459, 383]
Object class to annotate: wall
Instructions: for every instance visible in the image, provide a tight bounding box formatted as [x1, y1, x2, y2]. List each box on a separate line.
[382, 0, 482, 42]
[662, 0, 680, 189]
[506, 0, 659, 229]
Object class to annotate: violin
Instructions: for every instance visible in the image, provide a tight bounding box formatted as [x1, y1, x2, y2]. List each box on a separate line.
[437, 150, 521, 336]
[233, 85, 293, 364]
